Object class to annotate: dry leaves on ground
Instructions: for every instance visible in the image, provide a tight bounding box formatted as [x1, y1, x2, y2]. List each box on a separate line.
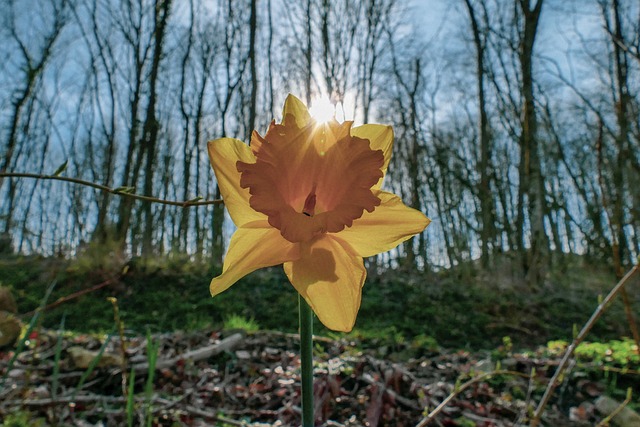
[0, 329, 636, 426]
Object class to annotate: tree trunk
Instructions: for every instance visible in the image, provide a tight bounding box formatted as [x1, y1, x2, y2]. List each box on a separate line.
[247, 0, 258, 137]
[464, 0, 494, 269]
[305, 0, 312, 105]
[607, 0, 630, 269]
[140, 0, 172, 257]
[517, 0, 546, 287]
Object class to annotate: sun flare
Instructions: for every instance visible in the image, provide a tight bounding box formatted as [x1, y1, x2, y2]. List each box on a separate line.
[308, 96, 335, 123]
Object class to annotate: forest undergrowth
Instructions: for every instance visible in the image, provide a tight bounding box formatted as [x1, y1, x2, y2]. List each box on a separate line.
[0, 251, 634, 349]
[0, 252, 639, 426]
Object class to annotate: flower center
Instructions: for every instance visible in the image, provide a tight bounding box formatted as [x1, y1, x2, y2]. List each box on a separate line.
[302, 185, 317, 217]
[237, 119, 384, 243]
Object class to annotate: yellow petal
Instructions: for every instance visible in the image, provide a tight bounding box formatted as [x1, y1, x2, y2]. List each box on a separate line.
[207, 138, 266, 227]
[282, 94, 312, 129]
[334, 190, 430, 258]
[284, 235, 365, 332]
[210, 221, 301, 296]
[351, 124, 393, 189]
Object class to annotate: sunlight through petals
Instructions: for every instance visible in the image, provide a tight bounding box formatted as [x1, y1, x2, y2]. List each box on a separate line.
[335, 191, 431, 258]
[351, 124, 394, 190]
[210, 222, 301, 296]
[207, 138, 265, 227]
[282, 94, 312, 128]
[237, 112, 384, 244]
[284, 236, 365, 332]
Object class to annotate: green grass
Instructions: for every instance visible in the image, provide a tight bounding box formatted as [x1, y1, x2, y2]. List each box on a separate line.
[0, 411, 45, 427]
[0, 252, 635, 350]
[223, 314, 260, 332]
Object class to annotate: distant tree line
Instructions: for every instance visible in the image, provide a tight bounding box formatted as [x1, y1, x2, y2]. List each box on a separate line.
[1, 0, 639, 286]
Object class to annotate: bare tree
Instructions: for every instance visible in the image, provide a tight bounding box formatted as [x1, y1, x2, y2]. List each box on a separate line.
[113, 0, 156, 253]
[209, 0, 251, 263]
[139, 0, 172, 256]
[247, 0, 258, 137]
[516, 0, 546, 286]
[600, 0, 635, 270]
[357, 0, 398, 123]
[1, 0, 69, 236]
[463, 0, 495, 268]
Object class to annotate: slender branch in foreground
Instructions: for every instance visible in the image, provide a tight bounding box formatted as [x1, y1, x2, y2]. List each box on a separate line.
[531, 263, 640, 427]
[0, 172, 223, 207]
[415, 370, 531, 427]
[21, 279, 114, 318]
[596, 388, 633, 427]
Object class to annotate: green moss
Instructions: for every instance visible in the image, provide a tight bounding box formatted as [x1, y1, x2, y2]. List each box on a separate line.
[574, 338, 640, 368]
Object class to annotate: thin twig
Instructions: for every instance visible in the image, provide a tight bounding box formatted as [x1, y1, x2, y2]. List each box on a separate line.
[361, 373, 421, 410]
[530, 264, 640, 427]
[596, 389, 633, 427]
[21, 279, 114, 318]
[415, 370, 530, 427]
[130, 332, 244, 373]
[0, 172, 223, 207]
[515, 366, 537, 425]
[603, 25, 640, 64]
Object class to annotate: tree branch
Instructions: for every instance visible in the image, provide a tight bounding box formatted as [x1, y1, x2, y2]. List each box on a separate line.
[531, 263, 640, 427]
[416, 369, 531, 427]
[0, 172, 223, 208]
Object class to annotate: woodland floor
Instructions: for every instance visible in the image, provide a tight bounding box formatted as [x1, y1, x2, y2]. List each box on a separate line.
[1, 328, 639, 426]
[1, 254, 639, 426]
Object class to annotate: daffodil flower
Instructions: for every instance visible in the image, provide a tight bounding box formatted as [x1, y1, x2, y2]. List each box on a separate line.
[207, 94, 430, 332]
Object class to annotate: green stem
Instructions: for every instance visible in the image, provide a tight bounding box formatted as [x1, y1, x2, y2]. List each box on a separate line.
[299, 294, 314, 427]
